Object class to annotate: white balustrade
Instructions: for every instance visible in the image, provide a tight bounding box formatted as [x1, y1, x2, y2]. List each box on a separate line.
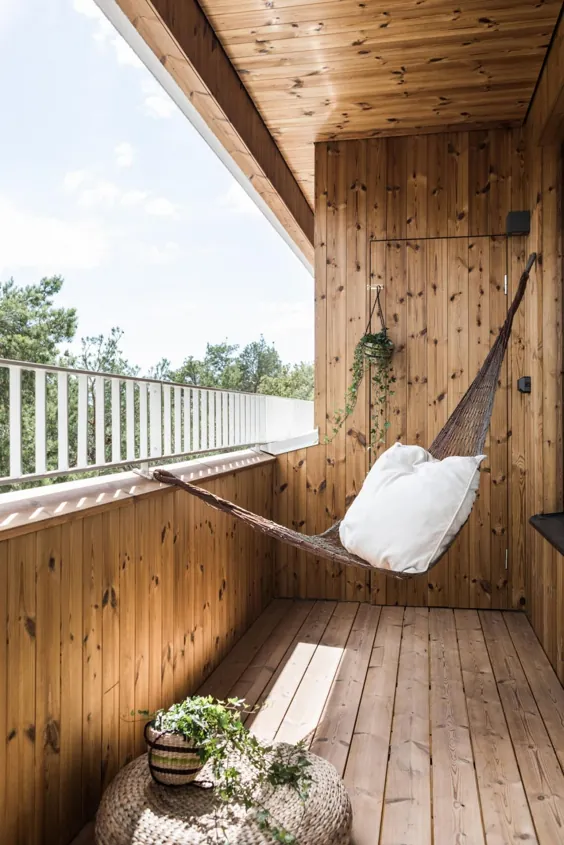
[0, 359, 314, 485]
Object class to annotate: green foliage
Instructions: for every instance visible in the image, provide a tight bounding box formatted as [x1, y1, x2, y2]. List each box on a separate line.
[258, 362, 314, 401]
[326, 330, 395, 449]
[0, 276, 313, 486]
[169, 337, 313, 400]
[148, 695, 312, 844]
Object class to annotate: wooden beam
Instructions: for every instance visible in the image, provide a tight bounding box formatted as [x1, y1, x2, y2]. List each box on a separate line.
[114, 0, 314, 263]
[526, 8, 564, 144]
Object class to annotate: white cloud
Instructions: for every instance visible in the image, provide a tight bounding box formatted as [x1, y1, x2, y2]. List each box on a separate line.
[142, 80, 177, 119]
[145, 242, 181, 265]
[78, 179, 121, 209]
[63, 169, 90, 192]
[115, 142, 134, 168]
[62, 171, 177, 216]
[219, 182, 260, 216]
[121, 189, 148, 208]
[73, 0, 143, 68]
[144, 197, 177, 217]
[0, 196, 109, 274]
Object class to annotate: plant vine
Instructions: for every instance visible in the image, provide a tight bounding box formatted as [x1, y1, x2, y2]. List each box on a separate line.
[138, 695, 312, 844]
[325, 328, 395, 450]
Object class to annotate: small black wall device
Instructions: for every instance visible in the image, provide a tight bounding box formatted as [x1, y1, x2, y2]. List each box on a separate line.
[506, 211, 531, 236]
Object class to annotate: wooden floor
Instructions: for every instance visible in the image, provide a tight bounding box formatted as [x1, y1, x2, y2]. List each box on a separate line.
[74, 599, 564, 845]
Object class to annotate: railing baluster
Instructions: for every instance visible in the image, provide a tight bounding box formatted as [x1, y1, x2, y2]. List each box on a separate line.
[111, 378, 121, 464]
[126, 381, 135, 461]
[192, 389, 200, 452]
[95, 376, 105, 465]
[235, 393, 242, 444]
[229, 393, 235, 445]
[163, 384, 172, 456]
[209, 390, 216, 450]
[174, 386, 182, 454]
[222, 393, 228, 447]
[77, 374, 88, 468]
[58, 371, 69, 472]
[149, 384, 162, 458]
[35, 369, 47, 475]
[139, 383, 148, 459]
[9, 366, 22, 479]
[183, 388, 191, 453]
[201, 391, 208, 451]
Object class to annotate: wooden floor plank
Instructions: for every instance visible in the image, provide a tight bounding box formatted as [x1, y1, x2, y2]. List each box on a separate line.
[310, 604, 381, 774]
[455, 609, 538, 845]
[480, 611, 564, 843]
[380, 607, 432, 845]
[247, 601, 337, 743]
[229, 599, 315, 709]
[344, 606, 404, 845]
[429, 609, 485, 845]
[199, 598, 291, 699]
[504, 611, 564, 773]
[274, 602, 359, 746]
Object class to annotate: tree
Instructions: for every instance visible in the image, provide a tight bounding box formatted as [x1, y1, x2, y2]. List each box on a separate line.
[0, 276, 77, 363]
[237, 336, 283, 393]
[0, 277, 78, 479]
[171, 341, 241, 389]
[258, 362, 314, 401]
[70, 327, 139, 376]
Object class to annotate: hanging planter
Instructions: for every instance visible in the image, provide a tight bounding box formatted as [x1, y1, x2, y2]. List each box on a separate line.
[326, 288, 395, 449]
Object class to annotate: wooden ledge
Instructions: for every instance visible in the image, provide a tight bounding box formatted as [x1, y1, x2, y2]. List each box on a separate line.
[0, 450, 274, 540]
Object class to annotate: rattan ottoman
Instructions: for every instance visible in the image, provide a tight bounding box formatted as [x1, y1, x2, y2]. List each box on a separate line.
[95, 745, 352, 845]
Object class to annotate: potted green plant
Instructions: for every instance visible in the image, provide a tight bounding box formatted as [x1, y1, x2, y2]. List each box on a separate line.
[140, 695, 312, 843]
[326, 327, 395, 449]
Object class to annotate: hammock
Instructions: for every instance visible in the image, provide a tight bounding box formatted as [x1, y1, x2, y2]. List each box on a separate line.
[153, 253, 536, 576]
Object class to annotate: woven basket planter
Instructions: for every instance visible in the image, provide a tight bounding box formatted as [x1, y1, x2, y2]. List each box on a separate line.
[361, 339, 394, 364]
[144, 721, 204, 786]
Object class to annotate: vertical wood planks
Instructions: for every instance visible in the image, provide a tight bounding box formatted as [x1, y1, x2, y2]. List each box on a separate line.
[279, 127, 558, 611]
[36, 526, 62, 843]
[82, 515, 103, 820]
[60, 521, 84, 841]
[118, 504, 136, 770]
[345, 140, 369, 602]
[325, 141, 348, 600]
[102, 510, 120, 793]
[0, 461, 275, 844]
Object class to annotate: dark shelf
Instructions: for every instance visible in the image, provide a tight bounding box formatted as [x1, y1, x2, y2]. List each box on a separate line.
[529, 512, 564, 556]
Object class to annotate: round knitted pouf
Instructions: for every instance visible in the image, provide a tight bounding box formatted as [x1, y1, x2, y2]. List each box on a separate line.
[95, 745, 351, 845]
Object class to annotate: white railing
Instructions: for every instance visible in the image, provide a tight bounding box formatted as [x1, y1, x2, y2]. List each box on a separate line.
[0, 359, 314, 485]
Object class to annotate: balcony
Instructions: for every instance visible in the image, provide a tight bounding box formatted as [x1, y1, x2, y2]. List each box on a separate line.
[3, 0, 564, 844]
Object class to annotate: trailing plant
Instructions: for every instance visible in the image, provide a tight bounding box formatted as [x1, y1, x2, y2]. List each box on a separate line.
[138, 695, 312, 844]
[326, 328, 395, 449]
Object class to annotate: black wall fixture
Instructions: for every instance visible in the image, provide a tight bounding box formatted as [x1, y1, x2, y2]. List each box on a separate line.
[506, 210, 531, 236]
[517, 376, 532, 393]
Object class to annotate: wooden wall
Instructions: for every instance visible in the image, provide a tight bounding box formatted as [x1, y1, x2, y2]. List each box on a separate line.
[0, 461, 274, 845]
[274, 128, 563, 611]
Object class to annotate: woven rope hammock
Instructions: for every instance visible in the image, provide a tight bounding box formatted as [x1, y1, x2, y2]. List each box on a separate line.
[154, 253, 536, 576]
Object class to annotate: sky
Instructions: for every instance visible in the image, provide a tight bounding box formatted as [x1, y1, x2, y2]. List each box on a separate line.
[0, 0, 314, 372]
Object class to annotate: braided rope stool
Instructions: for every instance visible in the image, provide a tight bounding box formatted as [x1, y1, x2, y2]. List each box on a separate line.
[95, 745, 352, 845]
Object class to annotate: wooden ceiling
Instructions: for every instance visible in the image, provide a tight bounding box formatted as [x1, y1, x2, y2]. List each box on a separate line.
[197, 0, 562, 204]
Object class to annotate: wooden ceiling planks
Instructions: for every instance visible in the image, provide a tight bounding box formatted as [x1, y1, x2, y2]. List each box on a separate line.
[198, 0, 562, 203]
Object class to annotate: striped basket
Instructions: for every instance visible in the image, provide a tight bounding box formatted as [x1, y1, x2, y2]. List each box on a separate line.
[144, 722, 204, 787]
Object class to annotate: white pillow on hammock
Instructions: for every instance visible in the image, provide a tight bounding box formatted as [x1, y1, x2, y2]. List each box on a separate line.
[339, 443, 485, 574]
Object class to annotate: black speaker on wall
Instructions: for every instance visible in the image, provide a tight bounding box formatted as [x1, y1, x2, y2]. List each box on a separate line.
[506, 211, 531, 236]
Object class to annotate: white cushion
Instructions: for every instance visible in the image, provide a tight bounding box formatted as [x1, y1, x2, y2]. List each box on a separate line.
[339, 443, 485, 574]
